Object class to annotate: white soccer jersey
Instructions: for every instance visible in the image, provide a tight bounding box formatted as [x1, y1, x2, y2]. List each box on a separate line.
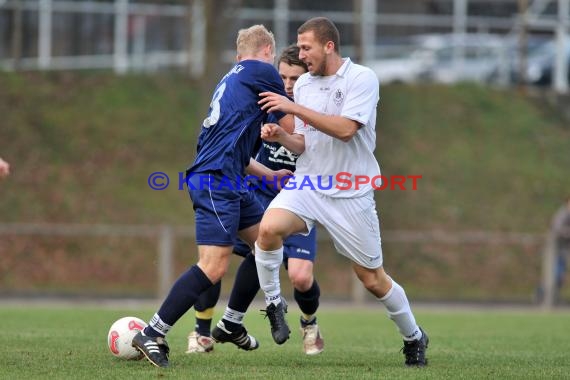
[293, 58, 381, 198]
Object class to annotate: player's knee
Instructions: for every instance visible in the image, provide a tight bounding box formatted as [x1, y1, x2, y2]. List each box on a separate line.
[258, 219, 284, 246]
[289, 270, 313, 292]
[200, 265, 227, 284]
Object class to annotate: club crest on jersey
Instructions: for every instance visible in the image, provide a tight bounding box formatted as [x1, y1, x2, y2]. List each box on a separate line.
[333, 88, 344, 105]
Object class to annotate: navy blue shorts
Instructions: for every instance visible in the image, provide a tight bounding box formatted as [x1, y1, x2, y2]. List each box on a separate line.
[187, 172, 265, 246]
[233, 240, 252, 257]
[233, 189, 317, 262]
[283, 227, 317, 262]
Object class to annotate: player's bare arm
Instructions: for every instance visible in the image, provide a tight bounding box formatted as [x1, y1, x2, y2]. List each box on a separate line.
[261, 123, 305, 155]
[246, 158, 293, 190]
[0, 158, 10, 178]
[246, 157, 292, 178]
[259, 91, 359, 142]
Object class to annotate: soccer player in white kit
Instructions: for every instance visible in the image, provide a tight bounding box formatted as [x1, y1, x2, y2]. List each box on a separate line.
[256, 17, 429, 367]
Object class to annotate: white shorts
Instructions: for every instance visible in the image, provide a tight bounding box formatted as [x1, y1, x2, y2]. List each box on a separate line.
[267, 188, 383, 269]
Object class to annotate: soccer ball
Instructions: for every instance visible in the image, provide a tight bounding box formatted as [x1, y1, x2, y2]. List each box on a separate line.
[107, 316, 147, 360]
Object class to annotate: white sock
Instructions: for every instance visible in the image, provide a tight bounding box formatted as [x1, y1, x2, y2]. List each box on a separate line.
[378, 279, 422, 341]
[222, 307, 245, 325]
[254, 242, 283, 306]
[148, 313, 172, 336]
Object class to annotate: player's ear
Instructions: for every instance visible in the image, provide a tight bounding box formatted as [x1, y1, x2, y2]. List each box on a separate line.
[236, 54, 241, 62]
[265, 45, 275, 60]
[324, 41, 335, 55]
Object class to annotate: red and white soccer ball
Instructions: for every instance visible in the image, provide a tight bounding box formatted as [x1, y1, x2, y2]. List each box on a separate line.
[107, 316, 148, 360]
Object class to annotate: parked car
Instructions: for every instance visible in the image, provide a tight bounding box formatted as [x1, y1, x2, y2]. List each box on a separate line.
[366, 33, 506, 85]
[486, 35, 562, 86]
[516, 38, 570, 86]
[365, 41, 434, 84]
[414, 34, 506, 84]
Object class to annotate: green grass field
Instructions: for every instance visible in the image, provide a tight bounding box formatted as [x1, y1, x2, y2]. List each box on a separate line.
[2, 304, 568, 379]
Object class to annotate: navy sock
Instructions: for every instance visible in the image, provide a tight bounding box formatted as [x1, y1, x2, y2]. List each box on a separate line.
[195, 317, 212, 336]
[195, 281, 221, 311]
[294, 279, 320, 316]
[300, 315, 317, 327]
[223, 253, 259, 331]
[194, 281, 221, 336]
[144, 265, 213, 337]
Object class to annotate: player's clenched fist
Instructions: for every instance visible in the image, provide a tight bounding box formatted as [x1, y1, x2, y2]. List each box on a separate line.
[261, 123, 284, 142]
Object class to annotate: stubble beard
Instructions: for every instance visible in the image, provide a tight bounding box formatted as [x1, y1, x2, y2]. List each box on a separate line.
[311, 59, 327, 77]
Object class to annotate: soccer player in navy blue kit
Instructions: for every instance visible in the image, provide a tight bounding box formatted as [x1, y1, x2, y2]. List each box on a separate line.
[187, 45, 324, 356]
[132, 24, 293, 368]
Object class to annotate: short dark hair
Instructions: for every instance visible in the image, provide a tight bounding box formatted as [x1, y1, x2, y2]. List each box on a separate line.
[297, 17, 340, 53]
[278, 44, 308, 71]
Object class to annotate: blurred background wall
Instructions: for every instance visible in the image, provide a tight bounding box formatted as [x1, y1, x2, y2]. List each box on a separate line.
[1, 0, 569, 90]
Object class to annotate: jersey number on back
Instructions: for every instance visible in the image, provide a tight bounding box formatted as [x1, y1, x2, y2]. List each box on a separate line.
[202, 82, 226, 128]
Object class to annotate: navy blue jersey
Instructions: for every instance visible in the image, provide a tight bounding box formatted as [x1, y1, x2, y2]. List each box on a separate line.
[188, 60, 287, 179]
[251, 113, 299, 197]
[255, 141, 298, 173]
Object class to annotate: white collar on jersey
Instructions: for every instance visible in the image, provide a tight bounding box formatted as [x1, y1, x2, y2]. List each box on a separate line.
[336, 58, 351, 78]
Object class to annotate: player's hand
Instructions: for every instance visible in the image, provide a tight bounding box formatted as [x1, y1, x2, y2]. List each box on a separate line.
[0, 158, 10, 179]
[272, 169, 294, 191]
[258, 91, 295, 113]
[261, 123, 284, 142]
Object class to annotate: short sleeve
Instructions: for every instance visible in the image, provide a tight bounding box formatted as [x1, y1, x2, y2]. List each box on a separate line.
[341, 69, 379, 126]
[257, 64, 288, 121]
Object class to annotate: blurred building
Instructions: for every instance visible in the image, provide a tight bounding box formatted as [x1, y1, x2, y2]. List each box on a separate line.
[0, 0, 568, 91]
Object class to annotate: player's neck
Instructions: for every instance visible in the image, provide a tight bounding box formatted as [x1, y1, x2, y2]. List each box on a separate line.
[239, 56, 271, 64]
[238, 49, 273, 64]
[324, 56, 344, 76]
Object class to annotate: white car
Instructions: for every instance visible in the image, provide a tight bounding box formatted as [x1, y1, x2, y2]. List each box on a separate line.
[365, 43, 434, 84]
[418, 34, 506, 84]
[366, 34, 506, 85]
